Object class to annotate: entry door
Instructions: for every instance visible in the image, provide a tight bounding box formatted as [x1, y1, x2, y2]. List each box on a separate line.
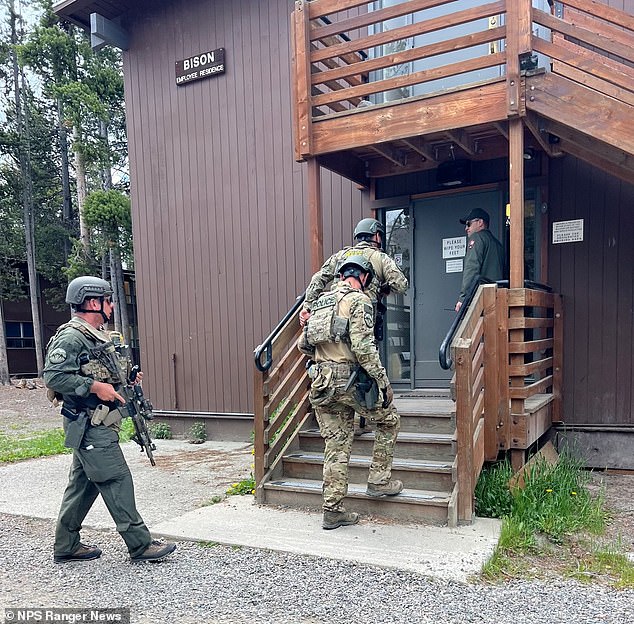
[413, 190, 502, 387]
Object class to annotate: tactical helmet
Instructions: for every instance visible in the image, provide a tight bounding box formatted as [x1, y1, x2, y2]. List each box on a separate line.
[66, 276, 113, 306]
[353, 218, 385, 240]
[336, 255, 374, 285]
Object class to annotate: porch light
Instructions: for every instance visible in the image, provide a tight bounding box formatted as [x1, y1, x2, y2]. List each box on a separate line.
[436, 159, 471, 187]
[523, 147, 536, 161]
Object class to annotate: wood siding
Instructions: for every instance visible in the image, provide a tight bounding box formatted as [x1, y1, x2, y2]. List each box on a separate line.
[122, 0, 366, 413]
[549, 156, 634, 426]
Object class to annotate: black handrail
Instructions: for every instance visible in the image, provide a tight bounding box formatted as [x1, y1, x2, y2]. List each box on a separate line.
[254, 293, 306, 373]
[439, 275, 492, 370]
[438, 278, 553, 370]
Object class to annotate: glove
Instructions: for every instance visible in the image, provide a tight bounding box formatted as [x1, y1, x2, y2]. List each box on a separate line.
[382, 383, 393, 408]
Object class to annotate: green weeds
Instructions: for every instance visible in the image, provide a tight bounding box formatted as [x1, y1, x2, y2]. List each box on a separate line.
[226, 474, 255, 496]
[477, 452, 633, 587]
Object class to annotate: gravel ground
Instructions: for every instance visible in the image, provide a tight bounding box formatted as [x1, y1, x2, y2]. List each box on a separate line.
[2, 381, 634, 623]
[0, 514, 633, 624]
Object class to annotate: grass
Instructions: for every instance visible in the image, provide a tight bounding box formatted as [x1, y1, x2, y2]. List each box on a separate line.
[477, 452, 634, 587]
[0, 429, 71, 462]
[0, 418, 143, 462]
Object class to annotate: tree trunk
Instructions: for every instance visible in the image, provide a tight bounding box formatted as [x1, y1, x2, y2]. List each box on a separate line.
[109, 248, 122, 335]
[115, 252, 131, 345]
[11, 2, 44, 375]
[99, 120, 113, 190]
[73, 125, 90, 255]
[57, 98, 72, 257]
[0, 300, 10, 385]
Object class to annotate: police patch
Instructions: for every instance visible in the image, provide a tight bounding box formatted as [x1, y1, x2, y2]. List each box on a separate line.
[469, 240, 476, 249]
[48, 348, 67, 364]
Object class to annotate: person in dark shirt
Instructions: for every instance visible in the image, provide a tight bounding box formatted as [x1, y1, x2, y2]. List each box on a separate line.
[455, 208, 504, 312]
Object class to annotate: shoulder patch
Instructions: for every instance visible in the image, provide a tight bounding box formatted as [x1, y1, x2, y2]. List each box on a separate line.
[469, 239, 476, 249]
[48, 348, 68, 364]
[363, 303, 374, 328]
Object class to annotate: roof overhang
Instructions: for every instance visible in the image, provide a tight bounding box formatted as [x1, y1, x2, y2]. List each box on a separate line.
[53, 1, 131, 31]
[54, 1, 132, 49]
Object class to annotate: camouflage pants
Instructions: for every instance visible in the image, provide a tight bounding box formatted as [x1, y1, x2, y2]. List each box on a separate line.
[314, 389, 400, 513]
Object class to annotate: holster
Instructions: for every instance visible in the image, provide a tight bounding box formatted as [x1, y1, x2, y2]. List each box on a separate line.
[354, 369, 381, 410]
[90, 404, 123, 428]
[61, 408, 89, 449]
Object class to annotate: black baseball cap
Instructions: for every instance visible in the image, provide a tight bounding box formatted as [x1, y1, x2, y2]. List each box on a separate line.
[459, 208, 490, 226]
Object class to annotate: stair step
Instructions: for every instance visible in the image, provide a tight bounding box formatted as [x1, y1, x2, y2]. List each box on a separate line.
[299, 428, 456, 462]
[263, 477, 451, 525]
[283, 452, 454, 491]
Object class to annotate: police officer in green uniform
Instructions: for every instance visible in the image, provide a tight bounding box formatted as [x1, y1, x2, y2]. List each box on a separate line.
[455, 208, 505, 312]
[44, 276, 176, 563]
[299, 218, 408, 327]
[299, 257, 402, 530]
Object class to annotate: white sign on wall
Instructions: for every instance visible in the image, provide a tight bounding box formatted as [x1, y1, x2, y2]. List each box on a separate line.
[442, 236, 466, 259]
[446, 259, 463, 274]
[552, 219, 584, 244]
[394, 253, 403, 267]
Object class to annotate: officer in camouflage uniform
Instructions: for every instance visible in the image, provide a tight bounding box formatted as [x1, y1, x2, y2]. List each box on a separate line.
[299, 256, 402, 530]
[298, 218, 408, 327]
[455, 208, 505, 312]
[44, 276, 176, 563]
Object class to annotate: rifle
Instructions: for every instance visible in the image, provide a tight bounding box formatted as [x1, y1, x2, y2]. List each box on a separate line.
[90, 335, 157, 466]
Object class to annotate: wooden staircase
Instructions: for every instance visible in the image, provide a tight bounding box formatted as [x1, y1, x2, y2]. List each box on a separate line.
[262, 394, 459, 526]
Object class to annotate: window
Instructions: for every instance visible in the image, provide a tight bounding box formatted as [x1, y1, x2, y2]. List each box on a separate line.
[5, 322, 35, 349]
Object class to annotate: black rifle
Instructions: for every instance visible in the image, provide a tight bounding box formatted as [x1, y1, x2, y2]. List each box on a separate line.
[90, 337, 157, 466]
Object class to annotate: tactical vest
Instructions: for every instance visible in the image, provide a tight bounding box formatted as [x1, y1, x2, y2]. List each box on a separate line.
[305, 291, 352, 347]
[45, 321, 126, 404]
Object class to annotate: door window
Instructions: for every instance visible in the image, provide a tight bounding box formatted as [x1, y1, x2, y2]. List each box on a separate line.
[384, 208, 411, 382]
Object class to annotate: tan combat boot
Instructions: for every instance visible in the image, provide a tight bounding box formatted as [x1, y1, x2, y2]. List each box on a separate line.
[322, 510, 359, 530]
[366, 479, 404, 497]
[131, 540, 177, 562]
[54, 542, 102, 564]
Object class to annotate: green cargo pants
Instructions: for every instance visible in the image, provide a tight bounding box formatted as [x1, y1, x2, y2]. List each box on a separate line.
[54, 422, 151, 559]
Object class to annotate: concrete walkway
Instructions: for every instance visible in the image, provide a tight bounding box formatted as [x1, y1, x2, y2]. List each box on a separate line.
[0, 439, 500, 582]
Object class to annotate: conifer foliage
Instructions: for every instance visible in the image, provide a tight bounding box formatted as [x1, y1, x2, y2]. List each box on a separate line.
[0, 0, 131, 380]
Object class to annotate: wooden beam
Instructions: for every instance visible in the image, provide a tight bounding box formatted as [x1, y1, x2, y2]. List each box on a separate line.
[535, 115, 634, 181]
[370, 144, 407, 167]
[400, 137, 435, 162]
[445, 129, 476, 156]
[524, 112, 562, 157]
[317, 153, 368, 188]
[307, 159, 323, 273]
[294, 1, 312, 159]
[311, 80, 508, 155]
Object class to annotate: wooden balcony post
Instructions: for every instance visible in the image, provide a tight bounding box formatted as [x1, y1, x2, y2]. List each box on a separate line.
[482, 284, 500, 461]
[293, 0, 312, 160]
[552, 294, 564, 423]
[496, 287, 510, 452]
[307, 158, 324, 272]
[509, 118, 525, 288]
[454, 338, 474, 523]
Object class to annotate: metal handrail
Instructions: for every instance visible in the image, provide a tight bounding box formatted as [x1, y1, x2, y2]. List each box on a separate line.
[439, 275, 493, 370]
[438, 277, 553, 370]
[254, 293, 306, 373]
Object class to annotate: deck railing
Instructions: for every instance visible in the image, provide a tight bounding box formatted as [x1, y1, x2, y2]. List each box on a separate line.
[253, 306, 311, 502]
[452, 283, 563, 522]
[292, 0, 634, 160]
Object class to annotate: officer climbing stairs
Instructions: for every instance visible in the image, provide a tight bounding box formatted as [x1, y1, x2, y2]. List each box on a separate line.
[266, 393, 458, 526]
[254, 303, 459, 527]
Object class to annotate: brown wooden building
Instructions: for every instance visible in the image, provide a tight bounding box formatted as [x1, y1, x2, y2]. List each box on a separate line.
[56, 0, 634, 523]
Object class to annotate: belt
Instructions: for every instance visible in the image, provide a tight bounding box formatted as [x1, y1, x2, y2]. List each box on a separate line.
[316, 361, 354, 377]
